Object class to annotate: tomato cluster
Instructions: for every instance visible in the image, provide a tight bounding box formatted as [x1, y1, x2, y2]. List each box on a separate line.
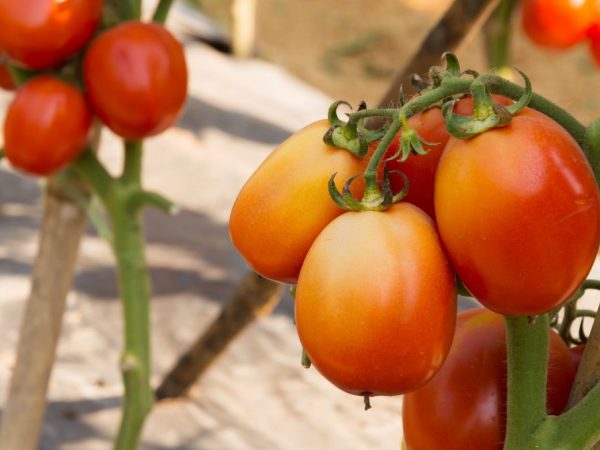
[229, 86, 600, 439]
[0, 0, 188, 176]
[521, 0, 600, 67]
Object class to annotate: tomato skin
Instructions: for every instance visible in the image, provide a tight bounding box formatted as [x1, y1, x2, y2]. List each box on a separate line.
[522, 0, 596, 49]
[402, 308, 576, 450]
[0, 0, 103, 69]
[229, 120, 370, 284]
[295, 203, 457, 396]
[83, 21, 188, 140]
[588, 25, 600, 68]
[0, 60, 15, 90]
[3, 76, 91, 176]
[571, 343, 586, 370]
[435, 110, 600, 316]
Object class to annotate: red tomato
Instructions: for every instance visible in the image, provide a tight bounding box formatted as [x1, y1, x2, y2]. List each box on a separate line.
[229, 120, 370, 284]
[387, 96, 513, 220]
[588, 25, 600, 68]
[522, 0, 596, 49]
[0, 60, 14, 90]
[0, 0, 103, 69]
[295, 203, 457, 396]
[3, 76, 91, 176]
[435, 109, 600, 316]
[83, 21, 188, 140]
[403, 308, 576, 450]
[571, 343, 586, 370]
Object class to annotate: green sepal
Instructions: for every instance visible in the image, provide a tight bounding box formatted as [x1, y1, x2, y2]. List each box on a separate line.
[442, 96, 513, 140]
[324, 100, 369, 156]
[441, 52, 461, 77]
[341, 175, 364, 210]
[328, 172, 352, 210]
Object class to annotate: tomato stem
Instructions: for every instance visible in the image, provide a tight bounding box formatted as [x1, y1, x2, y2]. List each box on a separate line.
[152, 0, 175, 24]
[504, 315, 549, 450]
[363, 393, 372, 411]
[73, 141, 155, 449]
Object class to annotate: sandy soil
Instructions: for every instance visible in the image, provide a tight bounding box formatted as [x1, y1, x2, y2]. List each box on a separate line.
[0, 1, 600, 449]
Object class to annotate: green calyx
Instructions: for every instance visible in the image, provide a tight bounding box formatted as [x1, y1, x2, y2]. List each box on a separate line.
[385, 114, 438, 163]
[324, 100, 385, 157]
[328, 169, 409, 212]
[442, 68, 532, 139]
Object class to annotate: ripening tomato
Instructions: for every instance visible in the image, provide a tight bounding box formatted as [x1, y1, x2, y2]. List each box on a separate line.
[386, 96, 513, 219]
[83, 21, 188, 140]
[402, 308, 577, 450]
[230, 120, 371, 284]
[435, 109, 600, 316]
[0, 0, 103, 69]
[0, 60, 14, 90]
[522, 0, 596, 48]
[295, 203, 457, 396]
[4, 76, 91, 176]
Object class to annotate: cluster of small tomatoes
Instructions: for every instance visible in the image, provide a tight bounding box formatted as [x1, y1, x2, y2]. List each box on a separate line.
[230, 91, 600, 447]
[0, 0, 187, 176]
[522, 0, 600, 67]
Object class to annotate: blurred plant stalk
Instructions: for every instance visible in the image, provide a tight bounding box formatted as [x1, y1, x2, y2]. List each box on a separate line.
[231, 0, 256, 58]
[0, 159, 97, 450]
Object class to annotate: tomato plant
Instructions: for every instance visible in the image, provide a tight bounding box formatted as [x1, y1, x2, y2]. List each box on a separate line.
[295, 202, 456, 396]
[521, 0, 596, 49]
[435, 109, 600, 316]
[402, 308, 576, 450]
[0, 0, 103, 69]
[83, 21, 188, 140]
[229, 120, 372, 284]
[3, 76, 92, 176]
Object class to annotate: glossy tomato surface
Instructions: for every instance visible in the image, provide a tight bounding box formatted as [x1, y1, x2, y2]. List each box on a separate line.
[83, 21, 188, 140]
[230, 120, 370, 284]
[522, 0, 595, 48]
[0, 0, 103, 69]
[403, 308, 576, 450]
[435, 110, 600, 316]
[4, 76, 91, 176]
[295, 203, 457, 396]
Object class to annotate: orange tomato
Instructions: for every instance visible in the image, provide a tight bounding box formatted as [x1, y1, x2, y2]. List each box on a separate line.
[229, 120, 369, 284]
[295, 203, 457, 395]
